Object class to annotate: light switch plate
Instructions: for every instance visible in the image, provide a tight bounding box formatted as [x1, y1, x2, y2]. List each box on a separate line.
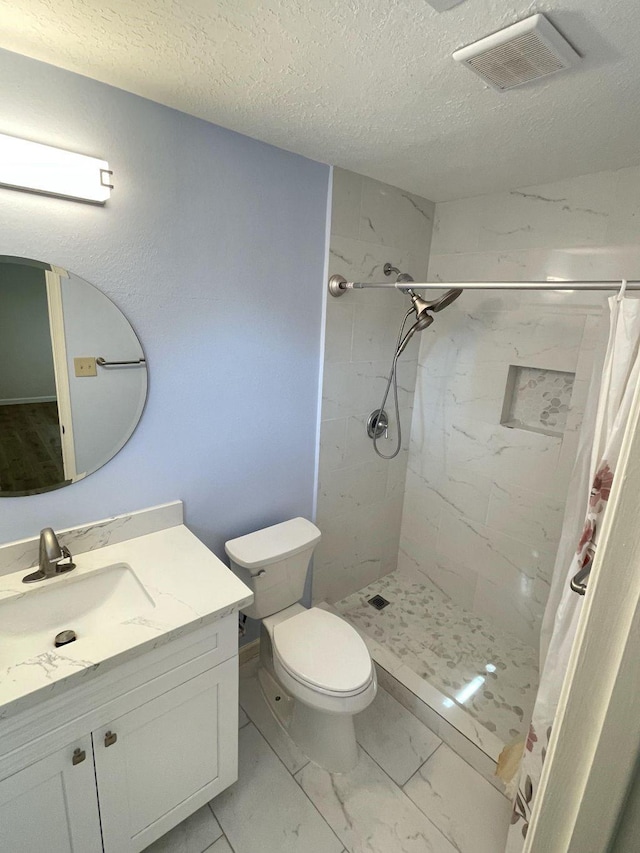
[74, 357, 97, 377]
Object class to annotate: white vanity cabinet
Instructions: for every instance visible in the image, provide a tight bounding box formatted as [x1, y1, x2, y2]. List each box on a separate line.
[95, 656, 237, 852]
[0, 734, 103, 853]
[0, 615, 239, 853]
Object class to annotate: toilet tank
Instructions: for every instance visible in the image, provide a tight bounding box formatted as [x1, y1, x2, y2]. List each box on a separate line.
[225, 517, 321, 619]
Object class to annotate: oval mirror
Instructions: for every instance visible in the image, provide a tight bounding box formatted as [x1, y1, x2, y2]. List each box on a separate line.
[0, 256, 147, 496]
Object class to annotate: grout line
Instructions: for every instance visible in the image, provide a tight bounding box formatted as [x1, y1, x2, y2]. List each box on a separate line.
[406, 736, 509, 801]
[242, 723, 343, 851]
[357, 738, 418, 791]
[221, 832, 238, 853]
[206, 800, 222, 826]
[203, 829, 238, 853]
[403, 741, 444, 790]
[291, 768, 348, 852]
[356, 740, 463, 852]
[401, 743, 511, 848]
[205, 804, 234, 852]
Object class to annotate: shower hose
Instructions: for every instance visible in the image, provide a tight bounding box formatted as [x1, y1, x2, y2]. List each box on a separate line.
[372, 307, 414, 460]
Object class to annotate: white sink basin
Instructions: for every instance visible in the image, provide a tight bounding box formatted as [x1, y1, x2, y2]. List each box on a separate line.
[0, 563, 155, 667]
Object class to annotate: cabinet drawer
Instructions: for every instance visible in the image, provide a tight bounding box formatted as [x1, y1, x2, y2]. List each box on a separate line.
[95, 616, 238, 724]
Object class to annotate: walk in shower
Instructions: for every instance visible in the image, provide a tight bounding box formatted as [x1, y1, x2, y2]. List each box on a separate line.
[314, 167, 619, 770]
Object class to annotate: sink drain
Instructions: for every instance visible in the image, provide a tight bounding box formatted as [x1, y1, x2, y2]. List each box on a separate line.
[54, 629, 77, 648]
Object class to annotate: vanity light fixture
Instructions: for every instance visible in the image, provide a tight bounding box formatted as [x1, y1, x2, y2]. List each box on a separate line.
[0, 133, 113, 204]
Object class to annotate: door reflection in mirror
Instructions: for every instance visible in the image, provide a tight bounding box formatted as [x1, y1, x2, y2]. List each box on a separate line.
[0, 257, 147, 497]
[0, 261, 63, 493]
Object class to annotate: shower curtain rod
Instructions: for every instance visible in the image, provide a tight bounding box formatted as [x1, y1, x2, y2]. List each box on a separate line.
[328, 274, 640, 297]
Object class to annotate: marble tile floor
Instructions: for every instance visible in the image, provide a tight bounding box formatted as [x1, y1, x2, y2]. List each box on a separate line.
[145, 660, 511, 853]
[336, 569, 539, 746]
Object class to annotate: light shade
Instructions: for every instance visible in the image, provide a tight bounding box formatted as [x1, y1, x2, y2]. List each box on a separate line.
[0, 133, 112, 204]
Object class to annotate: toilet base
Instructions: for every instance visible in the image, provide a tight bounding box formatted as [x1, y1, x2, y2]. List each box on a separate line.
[258, 665, 296, 731]
[257, 664, 360, 774]
[289, 698, 359, 773]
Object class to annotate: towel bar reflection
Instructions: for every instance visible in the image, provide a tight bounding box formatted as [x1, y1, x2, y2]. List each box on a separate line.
[96, 356, 146, 367]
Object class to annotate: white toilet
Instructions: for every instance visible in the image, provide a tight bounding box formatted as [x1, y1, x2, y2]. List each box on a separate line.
[225, 517, 377, 773]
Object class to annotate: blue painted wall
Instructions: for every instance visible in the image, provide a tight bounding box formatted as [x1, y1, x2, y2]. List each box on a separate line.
[0, 49, 330, 575]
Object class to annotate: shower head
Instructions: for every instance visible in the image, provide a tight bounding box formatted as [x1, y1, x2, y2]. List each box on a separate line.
[407, 287, 462, 322]
[426, 288, 463, 312]
[396, 287, 462, 357]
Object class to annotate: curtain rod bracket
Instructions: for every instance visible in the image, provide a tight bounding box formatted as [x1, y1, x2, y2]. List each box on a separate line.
[328, 274, 350, 297]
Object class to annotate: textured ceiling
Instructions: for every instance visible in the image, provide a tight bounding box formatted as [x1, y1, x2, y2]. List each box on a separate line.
[1, 0, 639, 201]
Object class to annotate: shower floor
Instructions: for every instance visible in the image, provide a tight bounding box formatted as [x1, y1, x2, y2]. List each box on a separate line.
[336, 568, 539, 748]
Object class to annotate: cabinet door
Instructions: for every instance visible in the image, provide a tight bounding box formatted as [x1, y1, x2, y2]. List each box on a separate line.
[95, 656, 238, 853]
[0, 736, 102, 853]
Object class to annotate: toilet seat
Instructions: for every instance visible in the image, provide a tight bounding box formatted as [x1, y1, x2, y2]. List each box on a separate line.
[272, 607, 373, 697]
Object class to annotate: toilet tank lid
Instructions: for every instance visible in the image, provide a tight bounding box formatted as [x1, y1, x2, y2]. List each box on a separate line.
[224, 517, 321, 569]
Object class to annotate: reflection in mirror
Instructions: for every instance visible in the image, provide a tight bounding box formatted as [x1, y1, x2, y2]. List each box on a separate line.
[0, 257, 147, 497]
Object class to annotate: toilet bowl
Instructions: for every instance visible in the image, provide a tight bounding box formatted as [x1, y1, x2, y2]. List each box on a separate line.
[262, 603, 376, 772]
[225, 518, 377, 772]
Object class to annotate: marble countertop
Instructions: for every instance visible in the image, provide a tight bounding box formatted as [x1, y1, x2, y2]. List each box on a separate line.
[0, 523, 253, 719]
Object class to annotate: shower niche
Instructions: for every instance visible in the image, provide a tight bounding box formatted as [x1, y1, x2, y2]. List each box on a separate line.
[501, 364, 575, 438]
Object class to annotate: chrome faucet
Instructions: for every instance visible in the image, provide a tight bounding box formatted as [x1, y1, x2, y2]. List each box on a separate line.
[22, 528, 76, 584]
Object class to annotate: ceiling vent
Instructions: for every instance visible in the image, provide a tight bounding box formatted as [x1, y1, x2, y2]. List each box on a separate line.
[453, 14, 581, 91]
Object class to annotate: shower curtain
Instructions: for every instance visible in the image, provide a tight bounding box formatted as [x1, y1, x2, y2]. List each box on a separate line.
[507, 293, 640, 851]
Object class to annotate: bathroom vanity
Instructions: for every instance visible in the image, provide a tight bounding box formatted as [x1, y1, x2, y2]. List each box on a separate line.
[0, 503, 253, 853]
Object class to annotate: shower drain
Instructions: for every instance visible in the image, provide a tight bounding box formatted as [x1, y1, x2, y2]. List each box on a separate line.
[368, 595, 390, 611]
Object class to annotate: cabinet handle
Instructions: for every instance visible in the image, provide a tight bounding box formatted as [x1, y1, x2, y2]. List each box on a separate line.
[104, 730, 118, 747]
[72, 747, 86, 765]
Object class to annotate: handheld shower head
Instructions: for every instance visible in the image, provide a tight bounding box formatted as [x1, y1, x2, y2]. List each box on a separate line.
[397, 287, 462, 357]
[396, 313, 434, 356]
[372, 271, 463, 462]
[410, 309, 435, 333]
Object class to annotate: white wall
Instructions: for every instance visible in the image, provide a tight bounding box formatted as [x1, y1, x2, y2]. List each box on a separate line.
[0, 48, 330, 584]
[314, 168, 434, 603]
[0, 262, 55, 403]
[400, 165, 640, 648]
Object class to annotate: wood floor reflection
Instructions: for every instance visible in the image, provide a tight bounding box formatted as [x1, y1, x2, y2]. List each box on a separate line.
[0, 402, 65, 495]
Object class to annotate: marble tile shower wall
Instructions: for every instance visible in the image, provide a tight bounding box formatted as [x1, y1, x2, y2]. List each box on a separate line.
[314, 168, 435, 604]
[400, 164, 640, 649]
